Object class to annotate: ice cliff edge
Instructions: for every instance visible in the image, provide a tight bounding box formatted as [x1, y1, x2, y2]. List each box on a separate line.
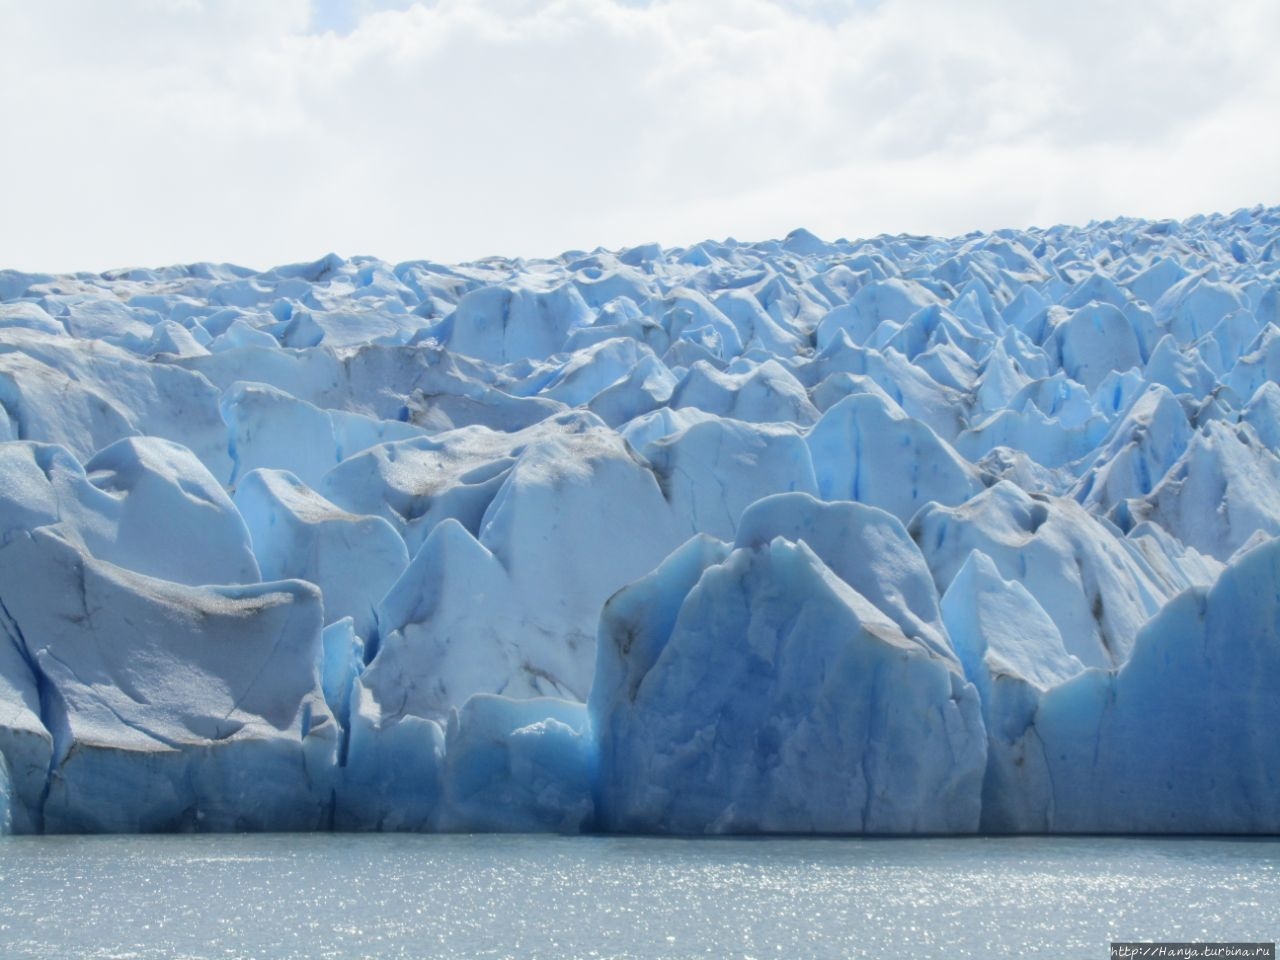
[1, 206, 1278, 834]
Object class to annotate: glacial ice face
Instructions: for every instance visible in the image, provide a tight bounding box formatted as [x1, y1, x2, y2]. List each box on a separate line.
[2, 204, 1280, 833]
[734, 493, 954, 661]
[234, 468, 408, 641]
[0, 528, 335, 833]
[221, 380, 423, 490]
[941, 551, 1084, 833]
[0, 587, 51, 835]
[0, 328, 231, 479]
[365, 517, 532, 722]
[644, 419, 818, 540]
[441, 284, 593, 365]
[437, 695, 593, 834]
[807, 392, 984, 523]
[910, 481, 1184, 669]
[335, 678, 443, 832]
[0, 439, 258, 587]
[85, 436, 261, 586]
[1125, 418, 1280, 561]
[1033, 536, 1280, 833]
[591, 536, 986, 834]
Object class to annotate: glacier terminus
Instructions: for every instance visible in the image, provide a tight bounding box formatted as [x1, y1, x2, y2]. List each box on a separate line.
[1, 206, 1279, 835]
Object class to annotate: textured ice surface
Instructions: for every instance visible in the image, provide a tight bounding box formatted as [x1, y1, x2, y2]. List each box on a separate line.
[591, 535, 986, 834]
[234, 468, 408, 640]
[437, 695, 593, 833]
[0, 529, 334, 833]
[1032, 537, 1280, 833]
[1, 205, 1279, 833]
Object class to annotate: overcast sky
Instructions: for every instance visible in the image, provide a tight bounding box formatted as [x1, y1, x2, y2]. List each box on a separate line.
[2, 0, 1278, 272]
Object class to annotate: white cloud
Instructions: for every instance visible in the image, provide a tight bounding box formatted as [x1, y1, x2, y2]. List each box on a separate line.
[1, 0, 1276, 271]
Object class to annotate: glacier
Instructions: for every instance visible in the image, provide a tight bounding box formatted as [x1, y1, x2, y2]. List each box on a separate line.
[1, 206, 1279, 834]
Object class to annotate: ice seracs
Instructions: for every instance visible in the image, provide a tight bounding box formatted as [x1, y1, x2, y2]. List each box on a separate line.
[364, 517, 528, 723]
[910, 480, 1190, 669]
[1033, 537, 1280, 833]
[941, 551, 1084, 833]
[0, 528, 334, 833]
[0, 439, 257, 588]
[591, 534, 985, 834]
[1, 203, 1279, 834]
[807, 391, 984, 523]
[645, 419, 817, 541]
[734, 493, 954, 662]
[437, 695, 593, 834]
[234, 468, 408, 641]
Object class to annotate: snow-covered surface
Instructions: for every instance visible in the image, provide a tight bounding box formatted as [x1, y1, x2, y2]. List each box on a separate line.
[1, 205, 1278, 833]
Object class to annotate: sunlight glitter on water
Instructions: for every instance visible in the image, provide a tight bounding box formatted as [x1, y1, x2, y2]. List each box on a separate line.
[0, 834, 1276, 959]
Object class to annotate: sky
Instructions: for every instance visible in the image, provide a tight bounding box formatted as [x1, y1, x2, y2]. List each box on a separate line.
[1, 0, 1278, 272]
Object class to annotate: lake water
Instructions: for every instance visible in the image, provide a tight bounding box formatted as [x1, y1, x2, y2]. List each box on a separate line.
[0, 834, 1275, 959]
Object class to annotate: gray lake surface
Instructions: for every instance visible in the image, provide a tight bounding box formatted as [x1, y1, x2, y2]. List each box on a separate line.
[0, 834, 1275, 959]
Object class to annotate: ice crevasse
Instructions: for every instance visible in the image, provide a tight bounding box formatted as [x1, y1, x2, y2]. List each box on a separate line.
[0, 206, 1279, 834]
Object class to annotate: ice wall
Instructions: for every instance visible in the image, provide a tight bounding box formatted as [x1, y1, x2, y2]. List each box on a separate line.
[1, 206, 1278, 833]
